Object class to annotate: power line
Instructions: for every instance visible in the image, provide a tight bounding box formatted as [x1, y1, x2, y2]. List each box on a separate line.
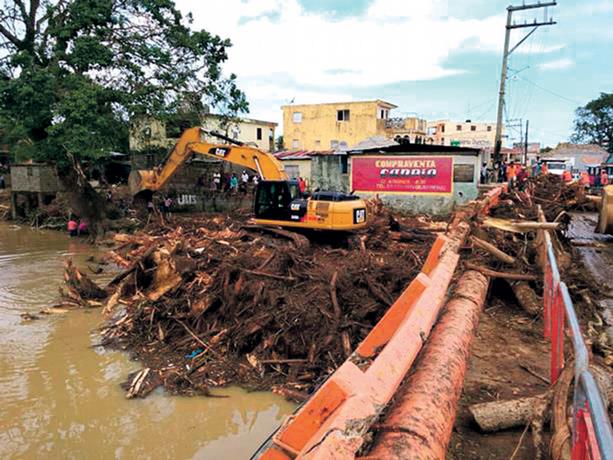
[515, 75, 582, 105]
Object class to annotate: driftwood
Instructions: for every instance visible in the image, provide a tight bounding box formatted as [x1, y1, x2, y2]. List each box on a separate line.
[469, 391, 552, 432]
[511, 282, 542, 316]
[471, 235, 516, 264]
[465, 262, 538, 281]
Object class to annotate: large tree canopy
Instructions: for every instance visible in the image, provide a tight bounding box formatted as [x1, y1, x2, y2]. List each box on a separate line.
[571, 92, 613, 153]
[0, 0, 248, 164]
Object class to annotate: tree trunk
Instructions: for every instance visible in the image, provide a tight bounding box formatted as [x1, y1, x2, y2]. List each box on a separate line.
[469, 392, 552, 432]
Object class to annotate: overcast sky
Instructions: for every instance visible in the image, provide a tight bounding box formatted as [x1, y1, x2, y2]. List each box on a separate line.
[176, 0, 613, 148]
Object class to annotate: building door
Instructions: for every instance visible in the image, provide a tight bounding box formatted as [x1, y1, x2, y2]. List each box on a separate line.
[284, 165, 300, 179]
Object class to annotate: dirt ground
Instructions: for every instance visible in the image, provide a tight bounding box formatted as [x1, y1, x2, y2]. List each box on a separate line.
[448, 279, 552, 459]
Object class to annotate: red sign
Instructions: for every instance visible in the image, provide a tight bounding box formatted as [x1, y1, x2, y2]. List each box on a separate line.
[351, 156, 453, 194]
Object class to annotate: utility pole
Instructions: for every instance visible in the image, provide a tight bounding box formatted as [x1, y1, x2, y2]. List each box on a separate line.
[493, 2, 557, 164]
[524, 119, 529, 165]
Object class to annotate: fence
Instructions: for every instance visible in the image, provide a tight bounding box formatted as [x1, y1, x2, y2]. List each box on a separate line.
[538, 206, 613, 460]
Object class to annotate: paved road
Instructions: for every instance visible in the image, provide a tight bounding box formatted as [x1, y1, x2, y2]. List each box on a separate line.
[568, 212, 613, 342]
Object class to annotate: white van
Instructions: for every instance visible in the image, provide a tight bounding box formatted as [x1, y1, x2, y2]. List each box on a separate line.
[540, 157, 573, 176]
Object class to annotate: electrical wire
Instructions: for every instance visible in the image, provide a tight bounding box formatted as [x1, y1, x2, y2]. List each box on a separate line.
[515, 75, 582, 105]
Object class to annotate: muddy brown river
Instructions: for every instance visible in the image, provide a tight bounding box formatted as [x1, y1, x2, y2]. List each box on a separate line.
[0, 222, 294, 459]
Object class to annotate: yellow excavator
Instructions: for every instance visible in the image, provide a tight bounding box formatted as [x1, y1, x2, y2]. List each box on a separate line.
[129, 127, 367, 231]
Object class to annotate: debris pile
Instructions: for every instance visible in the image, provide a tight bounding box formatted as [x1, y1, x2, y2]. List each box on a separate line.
[62, 202, 438, 398]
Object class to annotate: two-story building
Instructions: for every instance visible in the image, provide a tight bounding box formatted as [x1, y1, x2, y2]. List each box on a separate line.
[129, 114, 278, 155]
[282, 100, 399, 151]
[427, 120, 499, 149]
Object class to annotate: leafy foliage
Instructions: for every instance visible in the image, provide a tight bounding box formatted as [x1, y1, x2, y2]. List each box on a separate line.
[571, 93, 613, 153]
[0, 0, 248, 166]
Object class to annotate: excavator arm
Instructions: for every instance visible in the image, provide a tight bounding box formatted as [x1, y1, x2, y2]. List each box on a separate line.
[129, 127, 287, 196]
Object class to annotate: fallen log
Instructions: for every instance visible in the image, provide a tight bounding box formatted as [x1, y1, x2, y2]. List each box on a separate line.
[469, 391, 552, 432]
[366, 270, 489, 459]
[465, 262, 538, 281]
[511, 282, 542, 316]
[471, 235, 516, 264]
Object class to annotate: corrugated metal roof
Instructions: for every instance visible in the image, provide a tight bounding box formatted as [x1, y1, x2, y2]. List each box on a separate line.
[274, 150, 334, 160]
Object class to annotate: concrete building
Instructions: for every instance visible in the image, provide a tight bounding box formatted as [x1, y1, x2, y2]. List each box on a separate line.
[200, 114, 277, 152]
[10, 163, 62, 219]
[427, 120, 499, 149]
[548, 143, 608, 173]
[308, 141, 481, 215]
[129, 114, 278, 154]
[282, 100, 399, 151]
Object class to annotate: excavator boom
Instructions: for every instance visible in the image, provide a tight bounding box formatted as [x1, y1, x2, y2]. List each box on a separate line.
[129, 127, 287, 195]
[129, 126, 368, 232]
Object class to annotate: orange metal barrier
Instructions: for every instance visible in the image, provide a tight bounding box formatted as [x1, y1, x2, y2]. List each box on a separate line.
[257, 226, 469, 459]
[537, 206, 612, 460]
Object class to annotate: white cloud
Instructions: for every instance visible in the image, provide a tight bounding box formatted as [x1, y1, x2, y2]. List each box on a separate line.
[175, 0, 565, 122]
[538, 58, 574, 70]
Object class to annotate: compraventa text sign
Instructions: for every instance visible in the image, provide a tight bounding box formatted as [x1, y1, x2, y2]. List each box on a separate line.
[351, 156, 453, 194]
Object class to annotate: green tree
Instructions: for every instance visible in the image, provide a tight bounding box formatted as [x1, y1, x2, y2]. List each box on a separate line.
[0, 0, 248, 166]
[275, 135, 284, 152]
[571, 93, 613, 153]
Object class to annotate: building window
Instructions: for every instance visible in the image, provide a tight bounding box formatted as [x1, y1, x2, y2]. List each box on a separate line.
[441, 137, 445, 144]
[378, 108, 388, 119]
[293, 112, 302, 123]
[292, 139, 299, 149]
[256, 127, 262, 140]
[330, 140, 339, 149]
[339, 141, 348, 150]
[487, 125, 492, 132]
[453, 164, 475, 183]
[314, 140, 321, 148]
[456, 125, 462, 131]
[337, 110, 350, 121]
[471, 125, 476, 131]
[441, 124, 445, 133]
[341, 156, 348, 174]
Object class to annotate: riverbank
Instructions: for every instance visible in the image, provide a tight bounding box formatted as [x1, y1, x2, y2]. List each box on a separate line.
[0, 222, 294, 458]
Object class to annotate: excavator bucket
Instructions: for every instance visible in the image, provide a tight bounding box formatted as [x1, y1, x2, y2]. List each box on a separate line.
[596, 185, 613, 234]
[129, 170, 156, 207]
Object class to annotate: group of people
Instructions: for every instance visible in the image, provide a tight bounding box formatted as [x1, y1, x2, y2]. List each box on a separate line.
[146, 196, 173, 223]
[207, 170, 257, 194]
[67, 217, 89, 237]
[482, 161, 533, 191]
[482, 160, 610, 191]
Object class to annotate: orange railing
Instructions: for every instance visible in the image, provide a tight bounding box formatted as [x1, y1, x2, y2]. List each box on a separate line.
[538, 206, 612, 460]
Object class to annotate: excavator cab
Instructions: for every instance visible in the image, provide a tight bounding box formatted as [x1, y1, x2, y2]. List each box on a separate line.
[254, 180, 303, 221]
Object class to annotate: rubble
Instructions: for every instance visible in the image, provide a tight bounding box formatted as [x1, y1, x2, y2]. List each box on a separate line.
[62, 200, 437, 398]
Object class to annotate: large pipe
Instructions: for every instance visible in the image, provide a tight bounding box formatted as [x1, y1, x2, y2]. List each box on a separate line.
[364, 270, 489, 460]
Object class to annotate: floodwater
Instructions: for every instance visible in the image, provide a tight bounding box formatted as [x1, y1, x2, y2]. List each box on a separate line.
[0, 222, 294, 459]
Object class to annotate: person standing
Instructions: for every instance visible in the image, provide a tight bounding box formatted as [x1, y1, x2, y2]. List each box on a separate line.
[298, 176, 306, 194]
[480, 163, 488, 184]
[78, 219, 89, 236]
[562, 169, 572, 183]
[601, 169, 610, 186]
[163, 196, 172, 219]
[67, 218, 78, 237]
[541, 163, 549, 175]
[229, 173, 238, 193]
[240, 170, 249, 194]
[213, 172, 221, 191]
[506, 162, 516, 189]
